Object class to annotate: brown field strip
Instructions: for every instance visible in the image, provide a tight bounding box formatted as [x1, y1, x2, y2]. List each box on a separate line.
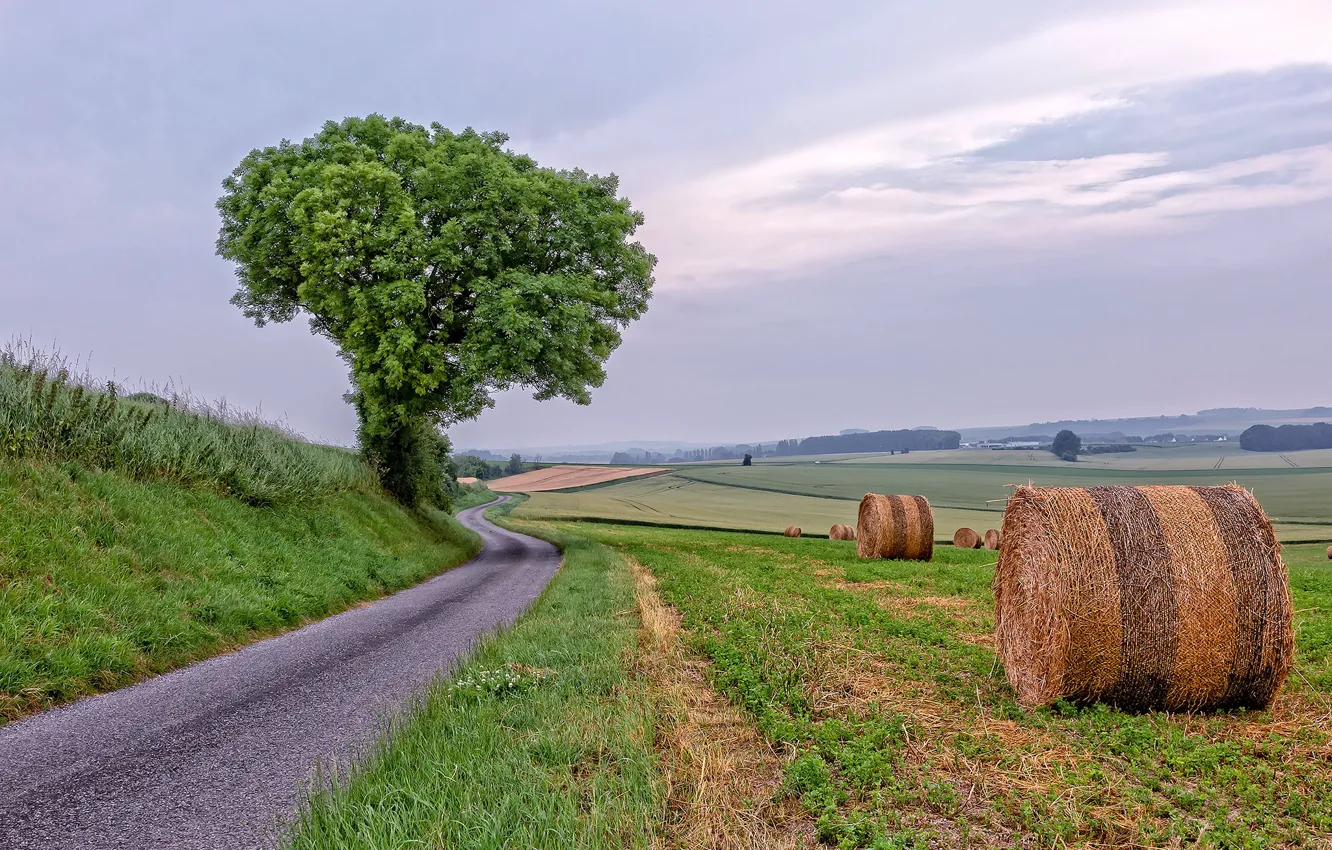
[488, 465, 666, 492]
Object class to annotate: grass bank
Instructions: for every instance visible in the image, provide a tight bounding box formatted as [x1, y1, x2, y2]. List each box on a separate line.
[0, 456, 479, 722]
[452, 481, 496, 513]
[0, 343, 374, 506]
[284, 502, 662, 849]
[565, 523, 1332, 848]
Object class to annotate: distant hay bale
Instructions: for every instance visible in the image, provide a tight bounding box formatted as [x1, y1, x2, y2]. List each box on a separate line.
[994, 484, 1293, 712]
[856, 494, 933, 561]
[953, 527, 982, 549]
[783, 526, 802, 538]
[1327, 545, 1332, 560]
[984, 529, 1001, 550]
[829, 524, 856, 541]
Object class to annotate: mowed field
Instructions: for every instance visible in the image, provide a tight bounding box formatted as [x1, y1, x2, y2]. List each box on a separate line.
[563, 522, 1332, 847]
[488, 464, 665, 492]
[516, 446, 1332, 542]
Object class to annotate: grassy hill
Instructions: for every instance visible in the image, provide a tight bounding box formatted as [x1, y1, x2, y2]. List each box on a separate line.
[0, 351, 479, 722]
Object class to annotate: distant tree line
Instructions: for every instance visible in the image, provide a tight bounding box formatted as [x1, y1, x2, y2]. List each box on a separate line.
[1139, 433, 1229, 443]
[773, 429, 960, 456]
[611, 444, 770, 464]
[1239, 423, 1332, 452]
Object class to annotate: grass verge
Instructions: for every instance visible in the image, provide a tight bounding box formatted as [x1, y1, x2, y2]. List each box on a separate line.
[567, 523, 1332, 849]
[452, 481, 497, 513]
[0, 456, 479, 722]
[283, 503, 661, 849]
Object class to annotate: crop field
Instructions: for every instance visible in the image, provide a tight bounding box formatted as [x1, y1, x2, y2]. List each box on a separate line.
[512, 475, 1002, 541]
[832, 444, 1332, 471]
[488, 464, 665, 492]
[558, 521, 1332, 848]
[516, 451, 1332, 542]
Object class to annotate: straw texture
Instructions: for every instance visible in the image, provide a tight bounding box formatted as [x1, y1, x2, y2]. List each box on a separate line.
[953, 527, 982, 549]
[856, 494, 933, 561]
[829, 524, 856, 541]
[984, 529, 1001, 550]
[783, 526, 802, 538]
[993, 484, 1293, 712]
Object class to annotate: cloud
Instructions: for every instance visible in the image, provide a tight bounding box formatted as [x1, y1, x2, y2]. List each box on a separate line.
[643, 62, 1332, 287]
[4, 0, 1331, 448]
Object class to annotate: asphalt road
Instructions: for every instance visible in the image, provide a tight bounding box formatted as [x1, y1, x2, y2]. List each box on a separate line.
[0, 496, 559, 849]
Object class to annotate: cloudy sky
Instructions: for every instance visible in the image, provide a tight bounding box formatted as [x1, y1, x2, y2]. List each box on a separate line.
[2, 1, 1330, 450]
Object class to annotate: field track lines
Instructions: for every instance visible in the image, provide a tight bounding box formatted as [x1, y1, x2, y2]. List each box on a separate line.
[614, 498, 665, 515]
[1214, 456, 1227, 469]
[1282, 454, 1300, 468]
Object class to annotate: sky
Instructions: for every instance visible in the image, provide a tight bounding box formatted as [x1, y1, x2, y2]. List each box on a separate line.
[2, 1, 1330, 450]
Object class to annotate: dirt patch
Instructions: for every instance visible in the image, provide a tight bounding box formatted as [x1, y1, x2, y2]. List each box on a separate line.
[489, 465, 666, 492]
[630, 557, 815, 849]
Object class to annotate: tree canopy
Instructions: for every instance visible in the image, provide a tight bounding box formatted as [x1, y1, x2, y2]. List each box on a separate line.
[1051, 429, 1082, 461]
[1240, 422, 1332, 452]
[216, 115, 655, 503]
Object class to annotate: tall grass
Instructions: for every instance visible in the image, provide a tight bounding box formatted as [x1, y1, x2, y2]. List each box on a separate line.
[0, 341, 375, 505]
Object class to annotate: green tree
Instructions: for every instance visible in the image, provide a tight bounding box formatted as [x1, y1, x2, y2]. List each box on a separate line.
[216, 115, 655, 504]
[454, 455, 491, 480]
[506, 453, 523, 476]
[1052, 429, 1082, 462]
[742, 453, 752, 466]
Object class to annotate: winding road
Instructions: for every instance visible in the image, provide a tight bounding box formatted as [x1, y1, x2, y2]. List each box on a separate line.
[0, 496, 558, 849]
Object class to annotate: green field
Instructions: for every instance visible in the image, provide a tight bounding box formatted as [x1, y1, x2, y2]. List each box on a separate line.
[514, 475, 1003, 541]
[569, 523, 1332, 848]
[830, 443, 1332, 471]
[517, 447, 1332, 542]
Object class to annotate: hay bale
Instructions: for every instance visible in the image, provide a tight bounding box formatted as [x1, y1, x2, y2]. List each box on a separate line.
[783, 526, 802, 538]
[1327, 545, 1332, 560]
[953, 527, 982, 549]
[856, 494, 933, 561]
[829, 524, 856, 541]
[994, 484, 1293, 712]
[984, 528, 1001, 550]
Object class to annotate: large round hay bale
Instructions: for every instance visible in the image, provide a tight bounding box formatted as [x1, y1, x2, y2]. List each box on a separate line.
[783, 526, 802, 538]
[829, 524, 856, 541]
[856, 494, 933, 561]
[1327, 545, 1332, 560]
[953, 527, 982, 549]
[984, 529, 1001, 550]
[994, 484, 1293, 712]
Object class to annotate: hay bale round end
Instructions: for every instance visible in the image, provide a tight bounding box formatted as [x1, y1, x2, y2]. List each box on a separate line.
[983, 528, 1001, 550]
[1327, 545, 1332, 560]
[994, 484, 1293, 713]
[856, 494, 933, 561]
[953, 527, 982, 549]
[829, 524, 856, 541]
[783, 525, 802, 538]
